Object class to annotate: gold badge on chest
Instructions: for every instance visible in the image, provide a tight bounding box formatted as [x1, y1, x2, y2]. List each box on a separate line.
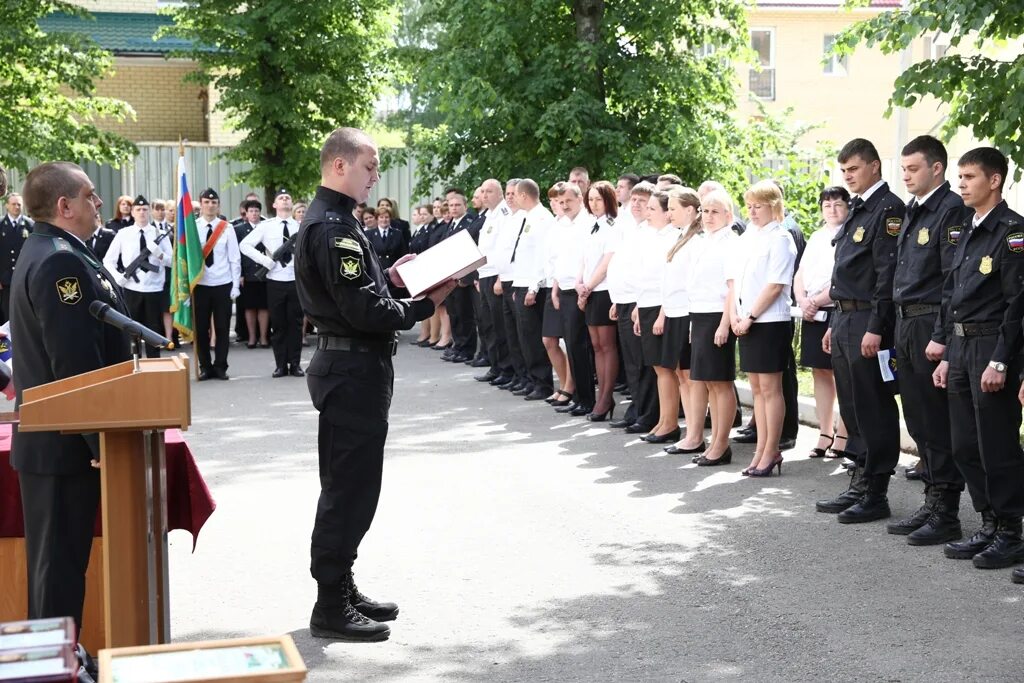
[852, 227, 865, 243]
[917, 227, 929, 245]
[980, 256, 993, 275]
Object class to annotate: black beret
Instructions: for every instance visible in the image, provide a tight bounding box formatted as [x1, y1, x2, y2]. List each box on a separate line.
[200, 188, 219, 201]
[275, 188, 290, 198]
[133, 194, 149, 207]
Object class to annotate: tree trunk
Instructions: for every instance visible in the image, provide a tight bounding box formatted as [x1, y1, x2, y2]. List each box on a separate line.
[573, 0, 606, 102]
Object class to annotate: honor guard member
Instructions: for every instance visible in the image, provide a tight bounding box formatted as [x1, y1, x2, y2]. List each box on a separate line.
[102, 195, 173, 358]
[0, 192, 33, 321]
[934, 147, 1024, 577]
[240, 189, 304, 377]
[885, 136, 967, 544]
[10, 162, 131, 650]
[194, 188, 241, 380]
[295, 127, 456, 642]
[472, 179, 514, 384]
[817, 138, 905, 523]
[493, 179, 530, 391]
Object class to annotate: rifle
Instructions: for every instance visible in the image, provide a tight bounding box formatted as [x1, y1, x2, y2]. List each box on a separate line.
[121, 224, 170, 283]
[253, 233, 298, 280]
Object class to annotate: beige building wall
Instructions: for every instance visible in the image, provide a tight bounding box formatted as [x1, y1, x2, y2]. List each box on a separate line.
[94, 58, 207, 143]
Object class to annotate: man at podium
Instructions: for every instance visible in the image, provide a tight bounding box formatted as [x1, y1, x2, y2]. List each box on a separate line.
[9, 162, 131, 639]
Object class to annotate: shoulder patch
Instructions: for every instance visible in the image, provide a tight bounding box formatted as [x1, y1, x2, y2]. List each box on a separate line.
[1007, 232, 1024, 253]
[885, 217, 902, 237]
[340, 255, 362, 280]
[947, 225, 962, 245]
[56, 277, 82, 305]
[334, 237, 361, 253]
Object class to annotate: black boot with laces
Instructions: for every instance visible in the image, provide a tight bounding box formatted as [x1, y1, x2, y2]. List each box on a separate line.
[349, 571, 399, 622]
[310, 578, 390, 642]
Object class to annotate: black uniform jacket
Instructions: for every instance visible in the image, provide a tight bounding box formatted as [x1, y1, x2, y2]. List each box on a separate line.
[0, 215, 33, 286]
[366, 226, 408, 271]
[295, 186, 434, 341]
[10, 223, 131, 475]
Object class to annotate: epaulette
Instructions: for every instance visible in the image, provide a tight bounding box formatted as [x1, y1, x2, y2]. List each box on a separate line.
[50, 237, 74, 253]
[500, 206, 509, 216]
[607, 216, 615, 226]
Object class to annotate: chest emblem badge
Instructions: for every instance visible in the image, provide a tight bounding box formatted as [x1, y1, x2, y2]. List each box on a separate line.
[852, 227, 865, 243]
[917, 227, 929, 245]
[980, 256, 993, 275]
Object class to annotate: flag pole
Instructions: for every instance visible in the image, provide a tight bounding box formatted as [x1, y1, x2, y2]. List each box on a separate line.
[178, 137, 200, 382]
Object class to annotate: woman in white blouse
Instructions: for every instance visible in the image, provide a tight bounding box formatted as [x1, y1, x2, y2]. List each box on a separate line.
[793, 186, 851, 460]
[578, 181, 620, 421]
[729, 181, 797, 477]
[631, 190, 682, 443]
[687, 189, 740, 464]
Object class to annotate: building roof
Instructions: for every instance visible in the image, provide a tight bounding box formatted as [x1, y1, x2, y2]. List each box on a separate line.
[38, 11, 196, 56]
[754, 0, 901, 7]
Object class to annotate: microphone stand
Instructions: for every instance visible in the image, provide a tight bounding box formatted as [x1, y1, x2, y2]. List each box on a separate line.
[130, 334, 142, 373]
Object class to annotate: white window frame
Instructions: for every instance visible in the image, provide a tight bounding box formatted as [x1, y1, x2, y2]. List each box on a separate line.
[749, 27, 776, 101]
[823, 34, 849, 77]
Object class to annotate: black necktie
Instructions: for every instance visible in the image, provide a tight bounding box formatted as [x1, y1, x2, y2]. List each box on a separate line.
[281, 221, 293, 265]
[850, 197, 865, 212]
[283, 220, 290, 239]
[139, 230, 147, 252]
[510, 218, 527, 262]
[205, 225, 214, 266]
[591, 222, 600, 235]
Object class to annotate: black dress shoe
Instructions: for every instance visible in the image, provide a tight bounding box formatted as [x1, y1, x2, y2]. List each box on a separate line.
[778, 437, 797, 451]
[214, 368, 229, 380]
[625, 423, 653, 434]
[417, 339, 434, 347]
[555, 401, 579, 414]
[731, 431, 757, 444]
[450, 353, 472, 363]
[272, 367, 288, 378]
[697, 447, 733, 466]
[905, 461, 924, 481]
[643, 428, 681, 444]
[476, 371, 500, 382]
[197, 370, 212, 381]
[309, 602, 390, 642]
[665, 441, 706, 455]
[410, 338, 429, 346]
[512, 385, 534, 397]
[470, 357, 490, 367]
[570, 404, 592, 416]
[290, 366, 305, 377]
[524, 389, 549, 401]
[491, 374, 514, 386]
[609, 418, 633, 429]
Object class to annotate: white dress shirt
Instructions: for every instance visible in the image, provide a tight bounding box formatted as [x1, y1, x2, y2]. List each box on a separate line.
[730, 221, 797, 322]
[798, 225, 840, 304]
[196, 216, 242, 288]
[102, 223, 173, 292]
[494, 210, 526, 282]
[606, 218, 645, 304]
[581, 214, 617, 292]
[476, 201, 510, 278]
[687, 226, 740, 313]
[661, 228, 700, 318]
[511, 204, 555, 291]
[240, 216, 298, 282]
[634, 224, 681, 308]
[858, 179, 886, 203]
[549, 209, 592, 289]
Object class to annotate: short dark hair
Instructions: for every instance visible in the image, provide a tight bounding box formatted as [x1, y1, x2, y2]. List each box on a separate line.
[658, 173, 682, 186]
[516, 179, 540, 201]
[818, 186, 851, 205]
[23, 161, 88, 221]
[958, 147, 1008, 191]
[901, 135, 948, 171]
[242, 199, 262, 212]
[641, 174, 660, 184]
[618, 173, 640, 188]
[838, 138, 880, 165]
[444, 187, 463, 197]
[320, 127, 374, 170]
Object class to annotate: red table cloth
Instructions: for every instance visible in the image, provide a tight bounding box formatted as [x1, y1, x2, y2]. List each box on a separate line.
[0, 425, 215, 549]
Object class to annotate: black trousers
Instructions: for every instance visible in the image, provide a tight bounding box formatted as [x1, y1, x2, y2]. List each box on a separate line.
[448, 284, 478, 357]
[267, 280, 303, 370]
[471, 279, 491, 362]
[831, 309, 901, 476]
[617, 302, 658, 428]
[18, 469, 100, 634]
[781, 346, 799, 440]
[501, 282, 527, 381]
[948, 335, 1024, 516]
[0, 285, 10, 323]
[513, 287, 553, 393]
[124, 289, 165, 358]
[896, 313, 962, 489]
[234, 301, 248, 347]
[480, 276, 511, 376]
[307, 349, 393, 584]
[193, 283, 232, 372]
[560, 290, 594, 408]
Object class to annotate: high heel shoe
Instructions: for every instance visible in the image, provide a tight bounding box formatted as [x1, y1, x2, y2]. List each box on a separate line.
[825, 434, 848, 459]
[642, 427, 681, 444]
[748, 454, 784, 477]
[809, 433, 834, 459]
[587, 405, 615, 422]
[696, 447, 732, 466]
[548, 389, 573, 407]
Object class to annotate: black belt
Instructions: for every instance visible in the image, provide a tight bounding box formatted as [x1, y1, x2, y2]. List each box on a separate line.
[317, 335, 397, 355]
[953, 322, 1000, 338]
[896, 303, 940, 319]
[834, 300, 871, 313]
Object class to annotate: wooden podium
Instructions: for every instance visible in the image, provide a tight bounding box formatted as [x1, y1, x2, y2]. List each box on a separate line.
[17, 355, 191, 649]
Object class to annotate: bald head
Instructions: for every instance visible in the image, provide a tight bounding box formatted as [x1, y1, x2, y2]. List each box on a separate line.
[481, 178, 503, 210]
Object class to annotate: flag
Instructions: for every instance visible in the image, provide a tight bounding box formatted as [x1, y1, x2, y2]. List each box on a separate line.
[169, 154, 205, 341]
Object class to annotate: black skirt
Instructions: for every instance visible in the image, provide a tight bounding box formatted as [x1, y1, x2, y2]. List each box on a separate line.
[739, 320, 793, 373]
[542, 287, 563, 337]
[584, 289, 614, 327]
[800, 311, 834, 369]
[689, 311, 736, 382]
[237, 279, 268, 310]
[638, 306, 663, 367]
[161, 267, 172, 313]
[659, 315, 691, 370]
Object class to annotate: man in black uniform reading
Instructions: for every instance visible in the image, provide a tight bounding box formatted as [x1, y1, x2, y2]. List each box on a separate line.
[295, 127, 456, 642]
[10, 162, 131, 640]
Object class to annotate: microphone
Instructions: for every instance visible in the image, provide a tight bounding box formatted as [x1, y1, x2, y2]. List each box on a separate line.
[89, 301, 172, 350]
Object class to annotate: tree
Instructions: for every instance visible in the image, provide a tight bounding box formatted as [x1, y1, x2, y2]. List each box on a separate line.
[832, 0, 1024, 177]
[0, 1, 136, 173]
[397, 0, 748, 196]
[164, 0, 399, 205]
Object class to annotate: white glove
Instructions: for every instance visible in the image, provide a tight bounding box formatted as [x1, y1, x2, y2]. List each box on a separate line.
[230, 286, 240, 300]
[262, 257, 276, 271]
[115, 273, 129, 288]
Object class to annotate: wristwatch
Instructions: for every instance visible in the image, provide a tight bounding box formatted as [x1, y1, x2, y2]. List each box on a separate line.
[989, 361, 1007, 373]
[748, 314, 758, 322]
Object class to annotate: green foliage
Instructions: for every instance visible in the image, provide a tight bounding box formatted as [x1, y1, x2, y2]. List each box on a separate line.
[162, 0, 399, 204]
[832, 0, 1024, 178]
[0, 1, 136, 174]
[396, 0, 749, 197]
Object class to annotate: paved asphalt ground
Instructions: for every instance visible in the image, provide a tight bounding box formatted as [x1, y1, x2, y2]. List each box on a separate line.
[169, 334, 1024, 682]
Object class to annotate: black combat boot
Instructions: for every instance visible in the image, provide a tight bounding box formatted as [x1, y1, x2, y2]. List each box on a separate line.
[886, 485, 938, 535]
[837, 474, 891, 524]
[349, 571, 399, 622]
[944, 509, 997, 559]
[815, 465, 867, 513]
[972, 517, 1024, 569]
[1012, 566, 1024, 584]
[906, 489, 963, 546]
[309, 577, 390, 642]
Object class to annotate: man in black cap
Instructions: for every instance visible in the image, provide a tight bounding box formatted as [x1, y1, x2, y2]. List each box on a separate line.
[101, 195, 173, 357]
[194, 188, 241, 380]
[240, 189, 304, 377]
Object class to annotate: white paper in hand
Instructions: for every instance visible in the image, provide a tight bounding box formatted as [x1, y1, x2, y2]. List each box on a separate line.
[396, 230, 487, 298]
[878, 348, 897, 382]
